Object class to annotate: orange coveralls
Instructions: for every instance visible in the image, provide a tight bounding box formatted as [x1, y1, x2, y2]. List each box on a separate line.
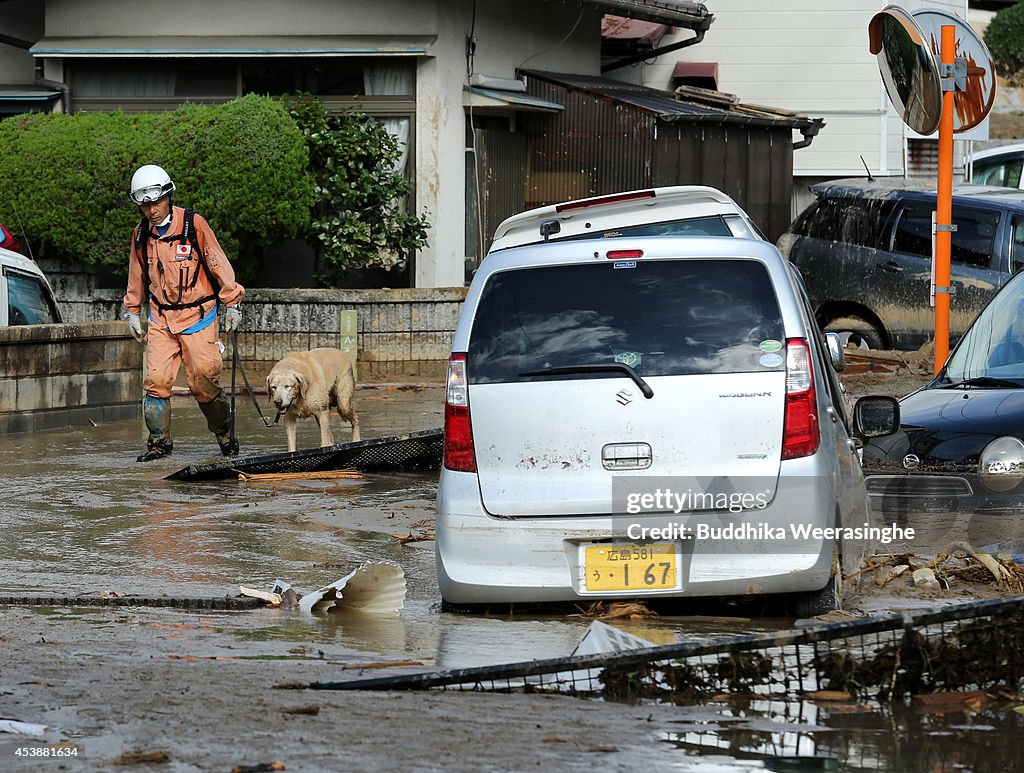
[123, 206, 245, 402]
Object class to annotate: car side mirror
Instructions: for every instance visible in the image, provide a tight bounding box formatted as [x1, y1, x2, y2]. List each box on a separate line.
[825, 331, 847, 372]
[853, 395, 900, 438]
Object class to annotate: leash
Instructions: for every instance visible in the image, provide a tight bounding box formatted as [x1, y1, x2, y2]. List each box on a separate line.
[230, 331, 279, 428]
[230, 330, 237, 444]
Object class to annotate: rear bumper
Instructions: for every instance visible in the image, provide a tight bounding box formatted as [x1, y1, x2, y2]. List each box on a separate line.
[436, 470, 841, 604]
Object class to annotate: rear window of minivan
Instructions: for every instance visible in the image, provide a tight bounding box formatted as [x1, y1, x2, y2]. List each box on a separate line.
[467, 259, 784, 383]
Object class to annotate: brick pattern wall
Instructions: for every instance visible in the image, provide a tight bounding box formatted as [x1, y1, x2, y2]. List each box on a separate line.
[57, 287, 467, 382]
[0, 322, 142, 434]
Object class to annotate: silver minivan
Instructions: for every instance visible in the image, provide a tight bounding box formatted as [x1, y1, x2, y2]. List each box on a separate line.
[437, 235, 897, 613]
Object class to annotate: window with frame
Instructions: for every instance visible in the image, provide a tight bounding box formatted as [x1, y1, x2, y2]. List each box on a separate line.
[891, 204, 998, 268]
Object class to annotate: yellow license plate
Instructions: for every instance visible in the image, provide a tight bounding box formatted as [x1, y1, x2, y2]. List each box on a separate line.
[583, 543, 679, 593]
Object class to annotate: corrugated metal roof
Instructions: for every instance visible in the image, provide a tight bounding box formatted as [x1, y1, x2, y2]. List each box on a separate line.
[524, 70, 817, 130]
[463, 86, 564, 113]
[601, 17, 670, 44]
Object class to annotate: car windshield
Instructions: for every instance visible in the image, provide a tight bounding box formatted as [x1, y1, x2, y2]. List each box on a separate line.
[944, 270, 1024, 384]
[467, 258, 785, 383]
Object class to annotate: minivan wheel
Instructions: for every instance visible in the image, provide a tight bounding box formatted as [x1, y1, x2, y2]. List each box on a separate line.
[792, 569, 843, 619]
[440, 597, 484, 614]
[824, 316, 885, 350]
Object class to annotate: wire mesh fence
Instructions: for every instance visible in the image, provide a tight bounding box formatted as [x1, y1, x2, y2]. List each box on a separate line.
[312, 595, 1024, 702]
[165, 428, 443, 481]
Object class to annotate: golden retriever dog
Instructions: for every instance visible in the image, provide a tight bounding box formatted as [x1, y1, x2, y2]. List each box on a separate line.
[266, 348, 360, 452]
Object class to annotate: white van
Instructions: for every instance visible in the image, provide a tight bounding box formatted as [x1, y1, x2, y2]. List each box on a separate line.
[437, 234, 898, 614]
[0, 246, 62, 325]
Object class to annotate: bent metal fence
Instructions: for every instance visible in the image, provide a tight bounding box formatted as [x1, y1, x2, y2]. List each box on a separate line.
[311, 595, 1024, 702]
[164, 429, 443, 481]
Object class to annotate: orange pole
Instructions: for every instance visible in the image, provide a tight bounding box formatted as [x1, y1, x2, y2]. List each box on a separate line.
[934, 24, 955, 375]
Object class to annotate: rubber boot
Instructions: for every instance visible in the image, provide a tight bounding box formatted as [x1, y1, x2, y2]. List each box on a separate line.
[199, 392, 239, 457]
[137, 395, 173, 462]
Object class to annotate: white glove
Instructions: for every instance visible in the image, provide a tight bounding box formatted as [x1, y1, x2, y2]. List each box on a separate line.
[124, 311, 144, 342]
[222, 305, 242, 334]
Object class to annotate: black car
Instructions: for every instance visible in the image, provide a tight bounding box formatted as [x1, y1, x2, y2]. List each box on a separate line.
[862, 268, 1024, 542]
[777, 178, 1024, 350]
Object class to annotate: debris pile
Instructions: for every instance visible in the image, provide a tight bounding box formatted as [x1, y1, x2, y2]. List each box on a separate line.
[855, 541, 1024, 594]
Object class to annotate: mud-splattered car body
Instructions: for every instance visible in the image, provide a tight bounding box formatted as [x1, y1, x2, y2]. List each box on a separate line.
[777, 179, 1024, 350]
[863, 268, 1024, 529]
[437, 233, 898, 611]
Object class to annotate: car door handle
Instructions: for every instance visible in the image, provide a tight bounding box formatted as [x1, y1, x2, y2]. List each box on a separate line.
[876, 261, 904, 273]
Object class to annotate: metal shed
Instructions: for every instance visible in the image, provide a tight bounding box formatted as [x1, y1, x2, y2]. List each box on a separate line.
[472, 70, 822, 247]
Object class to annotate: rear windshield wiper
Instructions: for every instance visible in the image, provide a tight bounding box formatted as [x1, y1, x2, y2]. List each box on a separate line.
[519, 363, 654, 398]
[942, 376, 1024, 389]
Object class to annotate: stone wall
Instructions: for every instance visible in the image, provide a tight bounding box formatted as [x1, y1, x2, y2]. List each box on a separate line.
[0, 321, 142, 434]
[57, 287, 467, 382]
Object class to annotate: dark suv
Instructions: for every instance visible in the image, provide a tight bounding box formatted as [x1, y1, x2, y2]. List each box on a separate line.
[777, 179, 1024, 350]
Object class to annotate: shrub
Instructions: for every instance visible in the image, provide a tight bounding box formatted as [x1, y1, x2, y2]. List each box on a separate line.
[285, 95, 429, 284]
[985, 3, 1024, 81]
[0, 95, 313, 280]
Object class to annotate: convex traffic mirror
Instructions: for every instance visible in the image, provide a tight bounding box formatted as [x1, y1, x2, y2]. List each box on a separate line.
[869, 5, 942, 135]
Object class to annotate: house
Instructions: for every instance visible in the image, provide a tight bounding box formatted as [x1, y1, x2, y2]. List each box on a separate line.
[1, 0, 816, 286]
[631, 0, 983, 215]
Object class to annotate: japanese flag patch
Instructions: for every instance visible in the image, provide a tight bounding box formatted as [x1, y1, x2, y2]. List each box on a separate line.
[174, 244, 192, 261]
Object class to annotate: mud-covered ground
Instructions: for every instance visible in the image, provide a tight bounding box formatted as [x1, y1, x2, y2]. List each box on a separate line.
[2, 363, 1021, 771]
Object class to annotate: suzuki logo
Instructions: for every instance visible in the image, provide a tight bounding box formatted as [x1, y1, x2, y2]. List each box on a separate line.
[902, 454, 921, 470]
[616, 389, 632, 405]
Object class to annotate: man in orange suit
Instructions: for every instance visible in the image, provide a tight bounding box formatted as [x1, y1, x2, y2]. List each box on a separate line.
[123, 164, 244, 462]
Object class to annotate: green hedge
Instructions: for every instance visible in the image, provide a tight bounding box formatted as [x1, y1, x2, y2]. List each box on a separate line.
[0, 94, 313, 280]
[985, 3, 1024, 80]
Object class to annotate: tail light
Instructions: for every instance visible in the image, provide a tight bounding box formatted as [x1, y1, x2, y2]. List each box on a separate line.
[555, 190, 654, 213]
[443, 353, 477, 472]
[782, 338, 820, 460]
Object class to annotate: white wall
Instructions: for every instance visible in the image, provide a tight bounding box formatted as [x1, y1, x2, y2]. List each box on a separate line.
[641, 0, 970, 180]
[43, 0, 439, 36]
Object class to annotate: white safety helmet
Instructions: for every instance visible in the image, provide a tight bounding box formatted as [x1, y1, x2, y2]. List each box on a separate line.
[129, 164, 175, 206]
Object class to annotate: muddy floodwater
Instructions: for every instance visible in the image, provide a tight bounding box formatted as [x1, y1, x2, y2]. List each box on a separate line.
[1, 384, 1022, 771]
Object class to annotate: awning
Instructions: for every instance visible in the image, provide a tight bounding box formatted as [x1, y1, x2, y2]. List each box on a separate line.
[567, 0, 712, 29]
[463, 86, 564, 114]
[0, 86, 61, 102]
[30, 35, 436, 58]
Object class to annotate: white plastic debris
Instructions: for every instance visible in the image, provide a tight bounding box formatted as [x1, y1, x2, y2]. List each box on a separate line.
[240, 563, 406, 615]
[572, 620, 657, 656]
[298, 562, 406, 615]
[0, 719, 47, 736]
[527, 621, 658, 693]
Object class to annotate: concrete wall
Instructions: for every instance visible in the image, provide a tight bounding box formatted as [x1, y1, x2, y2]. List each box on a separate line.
[59, 285, 466, 382]
[0, 321, 142, 434]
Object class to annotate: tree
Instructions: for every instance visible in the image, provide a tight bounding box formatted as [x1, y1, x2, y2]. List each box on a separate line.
[285, 95, 430, 285]
[0, 95, 313, 281]
[985, 3, 1024, 83]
